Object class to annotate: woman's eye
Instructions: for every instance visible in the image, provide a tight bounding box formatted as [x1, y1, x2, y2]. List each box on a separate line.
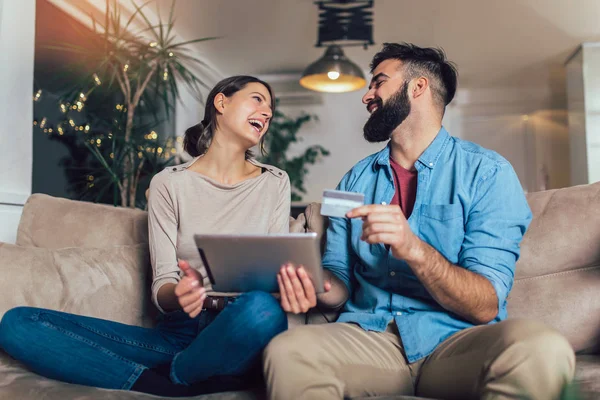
[253, 96, 262, 102]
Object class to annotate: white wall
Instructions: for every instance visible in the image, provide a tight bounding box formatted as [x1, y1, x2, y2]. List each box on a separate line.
[280, 91, 383, 204]
[0, 0, 36, 243]
[280, 85, 569, 203]
[582, 44, 600, 184]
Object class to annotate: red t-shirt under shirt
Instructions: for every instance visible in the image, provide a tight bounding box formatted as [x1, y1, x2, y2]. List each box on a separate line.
[389, 157, 418, 218]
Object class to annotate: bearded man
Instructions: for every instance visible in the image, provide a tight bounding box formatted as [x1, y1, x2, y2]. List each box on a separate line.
[264, 43, 575, 400]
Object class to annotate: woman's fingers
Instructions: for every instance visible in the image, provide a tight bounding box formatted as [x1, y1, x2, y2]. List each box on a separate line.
[280, 266, 301, 313]
[183, 292, 206, 317]
[297, 267, 317, 308]
[279, 264, 317, 313]
[176, 279, 206, 309]
[177, 260, 203, 282]
[174, 276, 201, 297]
[277, 274, 292, 312]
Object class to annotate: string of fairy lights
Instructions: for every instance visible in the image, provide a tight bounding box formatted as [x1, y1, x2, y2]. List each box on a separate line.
[33, 70, 181, 190]
[32, 76, 181, 159]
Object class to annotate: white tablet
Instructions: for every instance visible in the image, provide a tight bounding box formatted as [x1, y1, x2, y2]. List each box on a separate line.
[193, 233, 324, 293]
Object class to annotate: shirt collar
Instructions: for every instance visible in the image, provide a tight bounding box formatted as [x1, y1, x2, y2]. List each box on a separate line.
[373, 126, 450, 171]
[417, 127, 450, 170]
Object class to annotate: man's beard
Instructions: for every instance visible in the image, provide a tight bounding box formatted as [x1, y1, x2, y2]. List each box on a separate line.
[363, 81, 411, 143]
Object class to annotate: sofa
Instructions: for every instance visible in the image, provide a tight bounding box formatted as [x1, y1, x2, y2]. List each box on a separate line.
[0, 181, 599, 400]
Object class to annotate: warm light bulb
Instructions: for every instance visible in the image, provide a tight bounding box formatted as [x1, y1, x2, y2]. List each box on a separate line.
[327, 71, 340, 80]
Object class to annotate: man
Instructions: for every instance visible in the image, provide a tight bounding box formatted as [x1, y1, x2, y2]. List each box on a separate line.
[267, 43, 575, 400]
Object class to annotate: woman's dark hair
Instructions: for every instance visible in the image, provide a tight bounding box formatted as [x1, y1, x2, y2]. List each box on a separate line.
[370, 42, 458, 112]
[183, 75, 275, 159]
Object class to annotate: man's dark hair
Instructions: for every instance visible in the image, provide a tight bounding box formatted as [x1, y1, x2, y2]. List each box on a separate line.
[370, 43, 458, 111]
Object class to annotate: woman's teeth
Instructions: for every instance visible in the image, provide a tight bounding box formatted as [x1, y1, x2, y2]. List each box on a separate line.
[249, 119, 264, 132]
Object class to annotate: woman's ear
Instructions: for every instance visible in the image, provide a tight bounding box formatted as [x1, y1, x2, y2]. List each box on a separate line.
[213, 93, 226, 113]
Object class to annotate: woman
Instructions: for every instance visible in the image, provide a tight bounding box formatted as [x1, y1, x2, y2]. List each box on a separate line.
[0, 76, 291, 397]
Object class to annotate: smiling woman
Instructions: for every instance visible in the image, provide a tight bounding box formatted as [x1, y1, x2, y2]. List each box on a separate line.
[0, 75, 293, 397]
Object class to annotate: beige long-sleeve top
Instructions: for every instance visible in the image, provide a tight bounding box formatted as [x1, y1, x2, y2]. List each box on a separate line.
[147, 157, 291, 313]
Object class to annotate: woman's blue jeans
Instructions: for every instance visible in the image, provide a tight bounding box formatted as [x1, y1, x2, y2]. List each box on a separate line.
[0, 291, 287, 391]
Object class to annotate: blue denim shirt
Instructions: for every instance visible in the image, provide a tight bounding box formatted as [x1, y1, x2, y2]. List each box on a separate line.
[323, 127, 532, 363]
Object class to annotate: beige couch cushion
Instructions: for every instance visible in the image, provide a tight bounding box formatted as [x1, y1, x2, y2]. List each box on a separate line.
[16, 194, 148, 248]
[0, 242, 155, 328]
[509, 182, 600, 353]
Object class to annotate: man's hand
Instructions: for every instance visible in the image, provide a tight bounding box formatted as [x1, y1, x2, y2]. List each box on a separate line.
[277, 263, 332, 314]
[175, 260, 206, 318]
[346, 204, 421, 261]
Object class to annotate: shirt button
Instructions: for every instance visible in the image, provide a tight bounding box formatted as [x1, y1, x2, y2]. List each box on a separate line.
[395, 311, 403, 316]
[429, 162, 434, 167]
[390, 271, 396, 277]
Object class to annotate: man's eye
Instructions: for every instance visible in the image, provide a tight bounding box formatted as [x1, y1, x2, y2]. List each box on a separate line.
[375, 81, 384, 88]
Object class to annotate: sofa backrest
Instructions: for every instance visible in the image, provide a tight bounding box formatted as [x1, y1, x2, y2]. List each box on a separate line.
[12, 194, 308, 329]
[509, 182, 600, 353]
[303, 182, 600, 353]
[17, 194, 149, 248]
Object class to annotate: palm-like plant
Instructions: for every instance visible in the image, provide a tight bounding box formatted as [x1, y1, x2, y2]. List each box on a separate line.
[260, 109, 329, 201]
[44, 0, 217, 207]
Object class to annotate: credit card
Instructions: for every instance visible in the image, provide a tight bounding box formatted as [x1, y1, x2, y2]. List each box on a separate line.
[320, 190, 365, 218]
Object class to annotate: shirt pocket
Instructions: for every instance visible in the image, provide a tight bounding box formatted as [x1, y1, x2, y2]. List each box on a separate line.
[419, 204, 465, 263]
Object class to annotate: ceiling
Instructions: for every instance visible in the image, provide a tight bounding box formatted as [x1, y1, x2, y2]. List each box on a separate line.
[158, 0, 600, 95]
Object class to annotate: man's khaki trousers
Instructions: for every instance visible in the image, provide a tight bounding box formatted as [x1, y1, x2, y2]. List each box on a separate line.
[263, 319, 574, 400]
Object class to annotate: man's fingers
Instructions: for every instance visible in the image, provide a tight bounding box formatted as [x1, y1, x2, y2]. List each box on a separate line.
[362, 222, 399, 236]
[362, 212, 403, 224]
[324, 280, 332, 292]
[346, 204, 398, 218]
[363, 233, 398, 245]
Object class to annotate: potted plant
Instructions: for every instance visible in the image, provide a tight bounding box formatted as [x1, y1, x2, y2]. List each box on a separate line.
[35, 0, 217, 208]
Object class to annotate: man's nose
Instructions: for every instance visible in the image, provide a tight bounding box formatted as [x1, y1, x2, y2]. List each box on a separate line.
[362, 88, 375, 105]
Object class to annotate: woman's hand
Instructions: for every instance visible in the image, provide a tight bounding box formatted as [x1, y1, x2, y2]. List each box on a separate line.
[175, 260, 206, 318]
[277, 263, 332, 314]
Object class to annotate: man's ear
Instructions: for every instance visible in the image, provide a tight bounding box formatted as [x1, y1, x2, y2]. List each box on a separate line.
[412, 77, 429, 99]
[213, 93, 226, 113]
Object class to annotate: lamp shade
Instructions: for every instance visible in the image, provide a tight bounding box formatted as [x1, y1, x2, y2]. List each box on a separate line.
[299, 45, 366, 93]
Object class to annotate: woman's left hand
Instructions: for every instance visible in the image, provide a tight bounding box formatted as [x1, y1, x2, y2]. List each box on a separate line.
[277, 263, 330, 314]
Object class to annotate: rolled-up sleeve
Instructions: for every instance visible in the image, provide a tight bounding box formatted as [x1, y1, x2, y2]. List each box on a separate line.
[148, 172, 181, 313]
[459, 162, 532, 314]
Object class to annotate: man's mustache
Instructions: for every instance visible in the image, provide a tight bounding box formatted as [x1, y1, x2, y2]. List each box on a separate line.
[367, 99, 383, 113]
